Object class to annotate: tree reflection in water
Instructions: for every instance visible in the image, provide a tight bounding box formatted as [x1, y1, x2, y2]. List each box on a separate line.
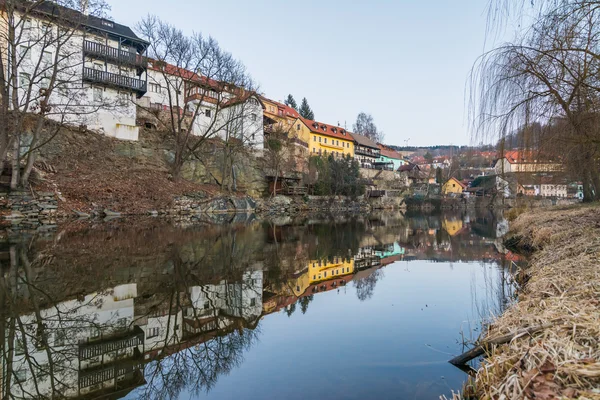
[0, 210, 516, 399]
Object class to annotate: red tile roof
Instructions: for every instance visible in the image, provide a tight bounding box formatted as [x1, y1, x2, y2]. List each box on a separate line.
[299, 118, 354, 141]
[260, 96, 300, 119]
[148, 59, 225, 90]
[378, 145, 402, 160]
[502, 150, 556, 164]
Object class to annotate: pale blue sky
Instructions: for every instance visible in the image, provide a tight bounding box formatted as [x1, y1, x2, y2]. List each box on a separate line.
[109, 1, 496, 147]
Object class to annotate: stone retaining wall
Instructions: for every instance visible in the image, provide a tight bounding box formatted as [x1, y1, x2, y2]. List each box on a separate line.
[2, 191, 58, 228]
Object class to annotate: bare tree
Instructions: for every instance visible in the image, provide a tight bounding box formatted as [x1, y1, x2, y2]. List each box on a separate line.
[136, 16, 262, 181]
[0, 0, 119, 189]
[472, 1, 600, 200]
[353, 112, 384, 143]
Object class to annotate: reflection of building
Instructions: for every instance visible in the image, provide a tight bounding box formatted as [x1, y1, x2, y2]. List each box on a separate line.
[7, 284, 146, 399]
[308, 257, 355, 284]
[183, 271, 263, 338]
[442, 218, 466, 237]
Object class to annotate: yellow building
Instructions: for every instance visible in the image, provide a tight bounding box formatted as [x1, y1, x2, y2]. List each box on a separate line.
[442, 177, 466, 195]
[292, 118, 355, 158]
[260, 96, 300, 132]
[308, 257, 355, 284]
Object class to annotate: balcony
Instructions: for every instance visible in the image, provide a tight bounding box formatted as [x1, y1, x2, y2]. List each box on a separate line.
[184, 91, 219, 105]
[355, 147, 380, 157]
[79, 356, 144, 389]
[79, 326, 144, 360]
[83, 40, 148, 70]
[83, 67, 147, 98]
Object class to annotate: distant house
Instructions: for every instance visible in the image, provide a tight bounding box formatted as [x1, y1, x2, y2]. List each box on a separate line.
[376, 145, 406, 171]
[352, 133, 381, 168]
[399, 163, 428, 185]
[442, 177, 466, 195]
[467, 175, 512, 198]
[494, 151, 562, 174]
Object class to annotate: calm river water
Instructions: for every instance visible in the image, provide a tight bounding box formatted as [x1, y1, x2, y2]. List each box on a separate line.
[0, 210, 516, 400]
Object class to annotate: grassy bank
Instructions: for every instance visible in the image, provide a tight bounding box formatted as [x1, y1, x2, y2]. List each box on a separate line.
[472, 205, 600, 399]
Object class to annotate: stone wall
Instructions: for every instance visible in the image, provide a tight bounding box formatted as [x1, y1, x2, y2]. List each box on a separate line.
[2, 191, 58, 227]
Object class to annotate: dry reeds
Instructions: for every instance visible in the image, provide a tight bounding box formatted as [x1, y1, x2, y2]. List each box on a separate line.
[474, 205, 600, 399]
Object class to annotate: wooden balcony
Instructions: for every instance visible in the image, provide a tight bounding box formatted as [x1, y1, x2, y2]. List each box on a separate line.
[83, 67, 147, 98]
[83, 40, 148, 70]
[79, 356, 144, 389]
[79, 326, 144, 360]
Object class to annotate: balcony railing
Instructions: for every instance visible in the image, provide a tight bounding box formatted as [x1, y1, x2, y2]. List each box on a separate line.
[83, 40, 148, 69]
[355, 147, 380, 157]
[79, 359, 144, 389]
[291, 138, 308, 148]
[83, 67, 147, 97]
[79, 326, 144, 360]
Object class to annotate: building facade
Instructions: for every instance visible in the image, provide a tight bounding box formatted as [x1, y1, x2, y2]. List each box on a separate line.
[442, 177, 466, 195]
[293, 118, 355, 158]
[352, 133, 380, 168]
[7, 3, 149, 141]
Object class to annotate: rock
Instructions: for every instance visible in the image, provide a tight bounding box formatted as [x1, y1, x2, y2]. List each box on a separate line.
[148, 210, 159, 217]
[103, 209, 121, 217]
[73, 210, 91, 218]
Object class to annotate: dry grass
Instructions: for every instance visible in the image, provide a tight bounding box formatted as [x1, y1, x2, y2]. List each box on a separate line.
[474, 205, 600, 399]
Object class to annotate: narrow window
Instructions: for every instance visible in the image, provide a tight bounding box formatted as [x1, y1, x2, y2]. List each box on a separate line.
[93, 87, 102, 102]
[205, 109, 211, 117]
[19, 72, 30, 89]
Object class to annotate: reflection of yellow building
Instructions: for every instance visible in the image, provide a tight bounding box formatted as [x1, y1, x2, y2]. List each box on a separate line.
[260, 96, 300, 131]
[442, 218, 464, 236]
[292, 118, 355, 158]
[308, 257, 355, 284]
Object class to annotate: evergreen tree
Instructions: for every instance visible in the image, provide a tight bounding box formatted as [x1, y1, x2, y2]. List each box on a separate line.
[299, 98, 315, 120]
[284, 94, 298, 111]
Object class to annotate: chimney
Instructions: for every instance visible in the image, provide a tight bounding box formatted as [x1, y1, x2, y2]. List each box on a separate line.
[80, 0, 89, 15]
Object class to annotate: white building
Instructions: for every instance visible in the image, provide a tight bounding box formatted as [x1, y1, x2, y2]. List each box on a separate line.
[138, 61, 265, 150]
[7, 2, 149, 141]
[540, 183, 567, 198]
[6, 284, 145, 399]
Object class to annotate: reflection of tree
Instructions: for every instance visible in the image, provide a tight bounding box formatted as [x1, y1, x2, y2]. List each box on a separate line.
[299, 295, 313, 314]
[285, 302, 296, 317]
[353, 270, 384, 301]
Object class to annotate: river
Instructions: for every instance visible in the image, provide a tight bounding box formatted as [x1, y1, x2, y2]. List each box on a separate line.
[0, 210, 517, 400]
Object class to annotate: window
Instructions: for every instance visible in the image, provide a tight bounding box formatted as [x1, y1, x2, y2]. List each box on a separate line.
[313, 275, 316, 280]
[19, 45, 29, 62]
[318, 137, 321, 143]
[93, 87, 102, 102]
[336, 140, 339, 146]
[147, 327, 160, 339]
[203, 301, 210, 310]
[23, 18, 32, 35]
[149, 83, 161, 93]
[250, 298, 256, 306]
[90, 327, 101, 339]
[324, 138, 327, 144]
[54, 329, 67, 347]
[41, 23, 53, 40]
[19, 72, 30, 89]
[40, 77, 50, 90]
[42, 51, 52, 66]
[324, 271, 327, 277]
[15, 368, 27, 383]
[205, 109, 211, 118]
[297, 124, 301, 131]
[313, 148, 316, 153]
[313, 135, 316, 141]
[119, 92, 129, 105]
[101, 19, 114, 28]
[251, 113, 257, 122]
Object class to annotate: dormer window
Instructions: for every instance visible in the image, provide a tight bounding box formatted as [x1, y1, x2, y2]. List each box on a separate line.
[101, 19, 114, 28]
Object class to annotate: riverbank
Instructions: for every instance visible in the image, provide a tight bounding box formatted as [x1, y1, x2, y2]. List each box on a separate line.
[471, 205, 600, 399]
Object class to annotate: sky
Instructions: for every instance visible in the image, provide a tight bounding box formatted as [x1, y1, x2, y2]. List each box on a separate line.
[109, 0, 499, 147]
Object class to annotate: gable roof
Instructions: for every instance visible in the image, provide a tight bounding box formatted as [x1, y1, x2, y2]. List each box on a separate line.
[444, 177, 466, 189]
[352, 133, 379, 149]
[379, 145, 402, 160]
[501, 150, 558, 164]
[260, 96, 300, 119]
[25, 1, 148, 49]
[298, 118, 354, 141]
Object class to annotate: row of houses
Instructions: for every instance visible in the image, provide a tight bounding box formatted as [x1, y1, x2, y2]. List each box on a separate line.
[4, 2, 411, 171]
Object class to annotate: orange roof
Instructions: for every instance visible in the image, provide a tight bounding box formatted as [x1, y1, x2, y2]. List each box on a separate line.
[378, 145, 402, 159]
[446, 177, 467, 189]
[502, 150, 552, 164]
[148, 59, 225, 90]
[299, 118, 354, 141]
[260, 96, 300, 119]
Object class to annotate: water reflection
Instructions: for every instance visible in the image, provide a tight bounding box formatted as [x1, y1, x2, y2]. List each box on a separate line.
[0, 210, 517, 399]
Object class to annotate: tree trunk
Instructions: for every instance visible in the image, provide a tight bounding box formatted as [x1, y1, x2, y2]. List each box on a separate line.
[10, 138, 19, 190]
